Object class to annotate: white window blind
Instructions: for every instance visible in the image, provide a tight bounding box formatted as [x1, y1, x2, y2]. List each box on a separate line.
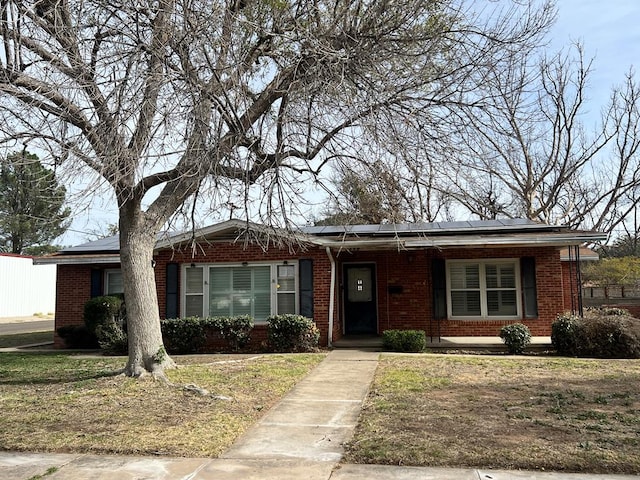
[185, 267, 204, 317]
[485, 264, 517, 316]
[447, 260, 520, 319]
[450, 264, 481, 316]
[209, 266, 271, 320]
[277, 265, 296, 314]
[105, 270, 123, 295]
[183, 263, 298, 321]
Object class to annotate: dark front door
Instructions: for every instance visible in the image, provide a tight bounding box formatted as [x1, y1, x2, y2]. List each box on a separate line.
[343, 264, 377, 334]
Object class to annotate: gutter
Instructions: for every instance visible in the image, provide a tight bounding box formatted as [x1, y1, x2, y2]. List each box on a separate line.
[325, 246, 336, 348]
[404, 232, 609, 248]
[33, 254, 121, 265]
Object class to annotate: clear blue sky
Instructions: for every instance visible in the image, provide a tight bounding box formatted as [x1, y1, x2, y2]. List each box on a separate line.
[550, 0, 639, 118]
[57, 0, 640, 246]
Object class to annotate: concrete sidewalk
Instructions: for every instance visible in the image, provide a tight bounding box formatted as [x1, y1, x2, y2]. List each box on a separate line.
[2, 452, 639, 480]
[1, 349, 638, 479]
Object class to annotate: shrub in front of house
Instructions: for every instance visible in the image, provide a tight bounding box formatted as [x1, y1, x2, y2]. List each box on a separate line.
[499, 323, 531, 354]
[589, 306, 630, 316]
[382, 329, 427, 352]
[83, 295, 125, 338]
[580, 309, 640, 358]
[161, 316, 207, 354]
[205, 315, 254, 352]
[96, 320, 128, 355]
[78, 295, 127, 351]
[551, 313, 582, 356]
[267, 314, 319, 352]
[552, 309, 640, 359]
[57, 325, 100, 349]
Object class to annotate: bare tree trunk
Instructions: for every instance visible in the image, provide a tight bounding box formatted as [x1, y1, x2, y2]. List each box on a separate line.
[119, 204, 175, 377]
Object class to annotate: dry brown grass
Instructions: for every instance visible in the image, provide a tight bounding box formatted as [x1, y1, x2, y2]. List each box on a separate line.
[345, 354, 640, 474]
[0, 352, 324, 457]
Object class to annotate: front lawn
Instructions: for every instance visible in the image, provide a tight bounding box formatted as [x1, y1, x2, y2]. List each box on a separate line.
[0, 332, 53, 349]
[345, 355, 640, 474]
[0, 352, 324, 457]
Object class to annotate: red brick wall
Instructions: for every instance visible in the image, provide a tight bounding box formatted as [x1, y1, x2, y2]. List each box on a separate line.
[54, 264, 103, 347]
[54, 242, 337, 347]
[561, 261, 581, 313]
[335, 246, 563, 337]
[53, 243, 566, 347]
[153, 242, 334, 345]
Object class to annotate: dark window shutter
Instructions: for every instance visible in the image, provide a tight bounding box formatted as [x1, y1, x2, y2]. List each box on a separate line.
[299, 259, 314, 318]
[521, 257, 538, 318]
[90, 269, 103, 298]
[166, 263, 179, 319]
[432, 258, 447, 319]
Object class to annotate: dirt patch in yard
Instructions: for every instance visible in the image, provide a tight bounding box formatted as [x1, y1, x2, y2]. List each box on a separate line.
[344, 355, 640, 474]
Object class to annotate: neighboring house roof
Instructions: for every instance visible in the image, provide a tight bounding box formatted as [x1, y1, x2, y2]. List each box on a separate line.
[0, 253, 35, 259]
[34, 218, 608, 265]
[559, 246, 601, 262]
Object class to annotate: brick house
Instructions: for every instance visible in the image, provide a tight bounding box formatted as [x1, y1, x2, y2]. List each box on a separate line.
[36, 219, 606, 348]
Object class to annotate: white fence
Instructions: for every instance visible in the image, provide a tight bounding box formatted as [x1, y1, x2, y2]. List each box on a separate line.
[0, 254, 56, 317]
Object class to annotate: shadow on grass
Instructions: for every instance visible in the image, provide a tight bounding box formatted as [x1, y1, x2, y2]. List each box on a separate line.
[0, 331, 54, 349]
[0, 352, 123, 386]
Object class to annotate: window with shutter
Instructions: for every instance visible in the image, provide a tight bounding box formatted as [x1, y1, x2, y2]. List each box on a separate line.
[183, 262, 298, 322]
[447, 260, 521, 319]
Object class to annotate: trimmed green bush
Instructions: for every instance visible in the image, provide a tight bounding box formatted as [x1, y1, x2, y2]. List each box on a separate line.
[83, 296, 124, 337]
[206, 315, 254, 352]
[551, 313, 582, 356]
[267, 314, 319, 352]
[382, 329, 427, 352]
[499, 323, 531, 354]
[161, 317, 206, 354]
[96, 320, 128, 355]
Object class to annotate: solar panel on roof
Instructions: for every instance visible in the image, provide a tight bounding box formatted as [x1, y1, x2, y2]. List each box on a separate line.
[61, 235, 121, 253]
[299, 218, 553, 237]
[62, 218, 556, 253]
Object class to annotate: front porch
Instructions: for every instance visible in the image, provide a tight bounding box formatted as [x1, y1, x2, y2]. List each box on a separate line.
[331, 334, 553, 352]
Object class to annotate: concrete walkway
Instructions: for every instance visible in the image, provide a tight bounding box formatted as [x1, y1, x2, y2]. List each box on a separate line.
[1, 350, 638, 479]
[221, 349, 377, 464]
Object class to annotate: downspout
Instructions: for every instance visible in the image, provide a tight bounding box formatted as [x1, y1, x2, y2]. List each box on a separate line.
[326, 246, 336, 347]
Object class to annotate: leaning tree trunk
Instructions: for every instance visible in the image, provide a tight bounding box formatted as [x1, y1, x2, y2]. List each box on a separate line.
[119, 205, 175, 377]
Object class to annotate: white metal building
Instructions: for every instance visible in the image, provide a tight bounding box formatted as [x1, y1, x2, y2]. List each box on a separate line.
[0, 254, 56, 317]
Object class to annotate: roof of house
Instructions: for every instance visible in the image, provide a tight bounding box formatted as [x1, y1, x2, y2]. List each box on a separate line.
[303, 218, 555, 236]
[34, 218, 608, 265]
[0, 253, 36, 259]
[559, 246, 600, 261]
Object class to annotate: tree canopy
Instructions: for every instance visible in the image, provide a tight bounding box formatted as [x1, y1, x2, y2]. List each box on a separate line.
[320, 43, 640, 236]
[0, 0, 555, 375]
[582, 257, 640, 287]
[0, 150, 70, 253]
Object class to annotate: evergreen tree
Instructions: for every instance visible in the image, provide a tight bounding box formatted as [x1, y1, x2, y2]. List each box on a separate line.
[0, 151, 71, 254]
